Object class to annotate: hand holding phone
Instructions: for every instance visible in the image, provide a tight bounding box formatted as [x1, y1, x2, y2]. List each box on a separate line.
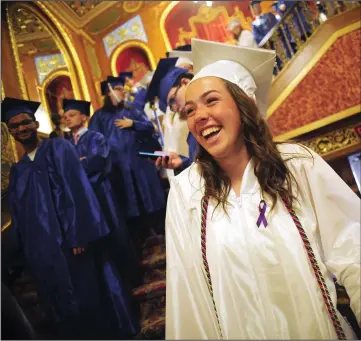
[137, 151, 169, 161]
[154, 151, 183, 169]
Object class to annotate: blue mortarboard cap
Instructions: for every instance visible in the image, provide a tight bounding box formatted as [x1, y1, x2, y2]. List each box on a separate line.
[250, 0, 261, 6]
[1, 97, 40, 124]
[174, 44, 192, 52]
[100, 80, 109, 96]
[146, 58, 187, 112]
[107, 76, 126, 88]
[118, 72, 133, 84]
[63, 99, 91, 116]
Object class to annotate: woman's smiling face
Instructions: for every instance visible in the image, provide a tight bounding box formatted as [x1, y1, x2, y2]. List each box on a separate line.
[185, 76, 244, 160]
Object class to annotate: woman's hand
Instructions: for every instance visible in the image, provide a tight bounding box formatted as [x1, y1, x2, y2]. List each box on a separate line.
[73, 247, 85, 256]
[114, 117, 134, 129]
[155, 151, 183, 170]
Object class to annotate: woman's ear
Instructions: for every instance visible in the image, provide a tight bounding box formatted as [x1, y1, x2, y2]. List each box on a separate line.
[181, 77, 191, 86]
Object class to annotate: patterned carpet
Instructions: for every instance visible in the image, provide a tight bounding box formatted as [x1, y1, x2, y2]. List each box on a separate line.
[3, 232, 167, 340]
[4, 234, 360, 340]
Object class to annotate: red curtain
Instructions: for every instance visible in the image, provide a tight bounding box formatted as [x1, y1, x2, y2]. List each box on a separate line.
[45, 75, 73, 115]
[193, 12, 229, 42]
[115, 47, 151, 83]
[165, 1, 252, 48]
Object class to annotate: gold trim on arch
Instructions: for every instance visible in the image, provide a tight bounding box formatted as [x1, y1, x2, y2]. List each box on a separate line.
[110, 41, 156, 76]
[1, 80, 5, 100]
[35, 1, 91, 102]
[160, 1, 179, 51]
[1, 220, 12, 233]
[6, 6, 29, 100]
[267, 21, 361, 118]
[40, 68, 71, 120]
[273, 105, 361, 141]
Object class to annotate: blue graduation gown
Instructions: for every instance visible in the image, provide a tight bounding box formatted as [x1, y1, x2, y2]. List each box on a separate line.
[252, 13, 279, 45]
[70, 130, 141, 287]
[8, 138, 139, 339]
[178, 132, 198, 173]
[88, 106, 165, 218]
[132, 88, 148, 111]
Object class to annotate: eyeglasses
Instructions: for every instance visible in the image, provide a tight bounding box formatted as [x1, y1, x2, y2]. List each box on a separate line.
[168, 84, 182, 112]
[8, 119, 34, 130]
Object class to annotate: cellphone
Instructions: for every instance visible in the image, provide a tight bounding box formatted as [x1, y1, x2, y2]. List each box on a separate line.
[137, 151, 169, 160]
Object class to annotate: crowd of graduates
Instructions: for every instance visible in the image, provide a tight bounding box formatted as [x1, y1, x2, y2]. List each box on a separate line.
[2, 1, 360, 340]
[2, 40, 197, 339]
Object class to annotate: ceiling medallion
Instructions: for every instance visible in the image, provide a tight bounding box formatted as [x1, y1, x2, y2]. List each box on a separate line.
[123, 1, 143, 13]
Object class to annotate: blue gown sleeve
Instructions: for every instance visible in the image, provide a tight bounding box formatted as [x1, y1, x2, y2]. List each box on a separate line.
[88, 111, 103, 134]
[252, 23, 263, 45]
[49, 139, 109, 248]
[133, 88, 148, 110]
[268, 13, 279, 28]
[7, 167, 23, 257]
[131, 109, 155, 133]
[80, 133, 110, 178]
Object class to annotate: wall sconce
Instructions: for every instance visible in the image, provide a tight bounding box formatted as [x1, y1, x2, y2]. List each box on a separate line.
[206, 1, 213, 6]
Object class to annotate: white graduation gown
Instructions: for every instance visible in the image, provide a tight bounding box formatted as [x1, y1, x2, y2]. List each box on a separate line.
[163, 109, 190, 180]
[165, 143, 360, 339]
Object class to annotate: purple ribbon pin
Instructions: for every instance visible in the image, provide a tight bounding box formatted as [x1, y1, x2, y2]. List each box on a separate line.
[256, 200, 268, 228]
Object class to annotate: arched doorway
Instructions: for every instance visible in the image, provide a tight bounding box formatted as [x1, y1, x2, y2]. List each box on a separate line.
[42, 69, 74, 116]
[110, 41, 156, 83]
[6, 2, 88, 101]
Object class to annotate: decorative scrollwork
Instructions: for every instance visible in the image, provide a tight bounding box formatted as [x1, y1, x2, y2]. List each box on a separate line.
[66, 1, 102, 17]
[123, 1, 143, 13]
[301, 126, 361, 156]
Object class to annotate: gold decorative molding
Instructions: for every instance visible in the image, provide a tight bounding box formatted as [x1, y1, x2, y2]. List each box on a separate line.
[35, 1, 90, 101]
[123, 1, 143, 13]
[85, 44, 101, 80]
[1, 122, 18, 195]
[267, 21, 361, 117]
[7, 6, 29, 100]
[300, 125, 361, 157]
[40, 2, 98, 45]
[110, 40, 156, 76]
[273, 105, 361, 141]
[160, 1, 179, 51]
[66, 1, 102, 17]
[229, 6, 253, 32]
[1, 220, 12, 233]
[1, 80, 5, 100]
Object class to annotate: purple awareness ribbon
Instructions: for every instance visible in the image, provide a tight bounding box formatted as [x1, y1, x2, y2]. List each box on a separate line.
[256, 200, 268, 228]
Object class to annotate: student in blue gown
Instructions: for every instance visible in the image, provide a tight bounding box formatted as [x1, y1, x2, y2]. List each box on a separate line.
[88, 77, 165, 240]
[146, 58, 198, 175]
[250, 0, 278, 45]
[3, 97, 139, 340]
[62, 98, 141, 288]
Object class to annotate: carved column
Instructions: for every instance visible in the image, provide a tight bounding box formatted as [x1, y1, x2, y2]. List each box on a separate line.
[1, 20, 24, 99]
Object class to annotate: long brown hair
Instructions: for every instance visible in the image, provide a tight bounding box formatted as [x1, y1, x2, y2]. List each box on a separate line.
[196, 80, 310, 213]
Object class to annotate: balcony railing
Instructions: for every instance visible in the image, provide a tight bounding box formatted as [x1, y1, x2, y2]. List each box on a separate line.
[260, 1, 360, 76]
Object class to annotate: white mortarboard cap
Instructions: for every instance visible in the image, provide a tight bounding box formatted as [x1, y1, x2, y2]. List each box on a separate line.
[168, 50, 193, 66]
[227, 18, 241, 31]
[189, 38, 276, 117]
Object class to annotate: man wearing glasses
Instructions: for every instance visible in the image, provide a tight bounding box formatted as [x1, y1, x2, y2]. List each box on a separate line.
[146, 58, 197, 175]
[2, 97, 139, 339]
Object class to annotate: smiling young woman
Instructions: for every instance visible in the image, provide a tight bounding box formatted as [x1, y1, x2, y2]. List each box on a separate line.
[165, 39, 360, 340]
